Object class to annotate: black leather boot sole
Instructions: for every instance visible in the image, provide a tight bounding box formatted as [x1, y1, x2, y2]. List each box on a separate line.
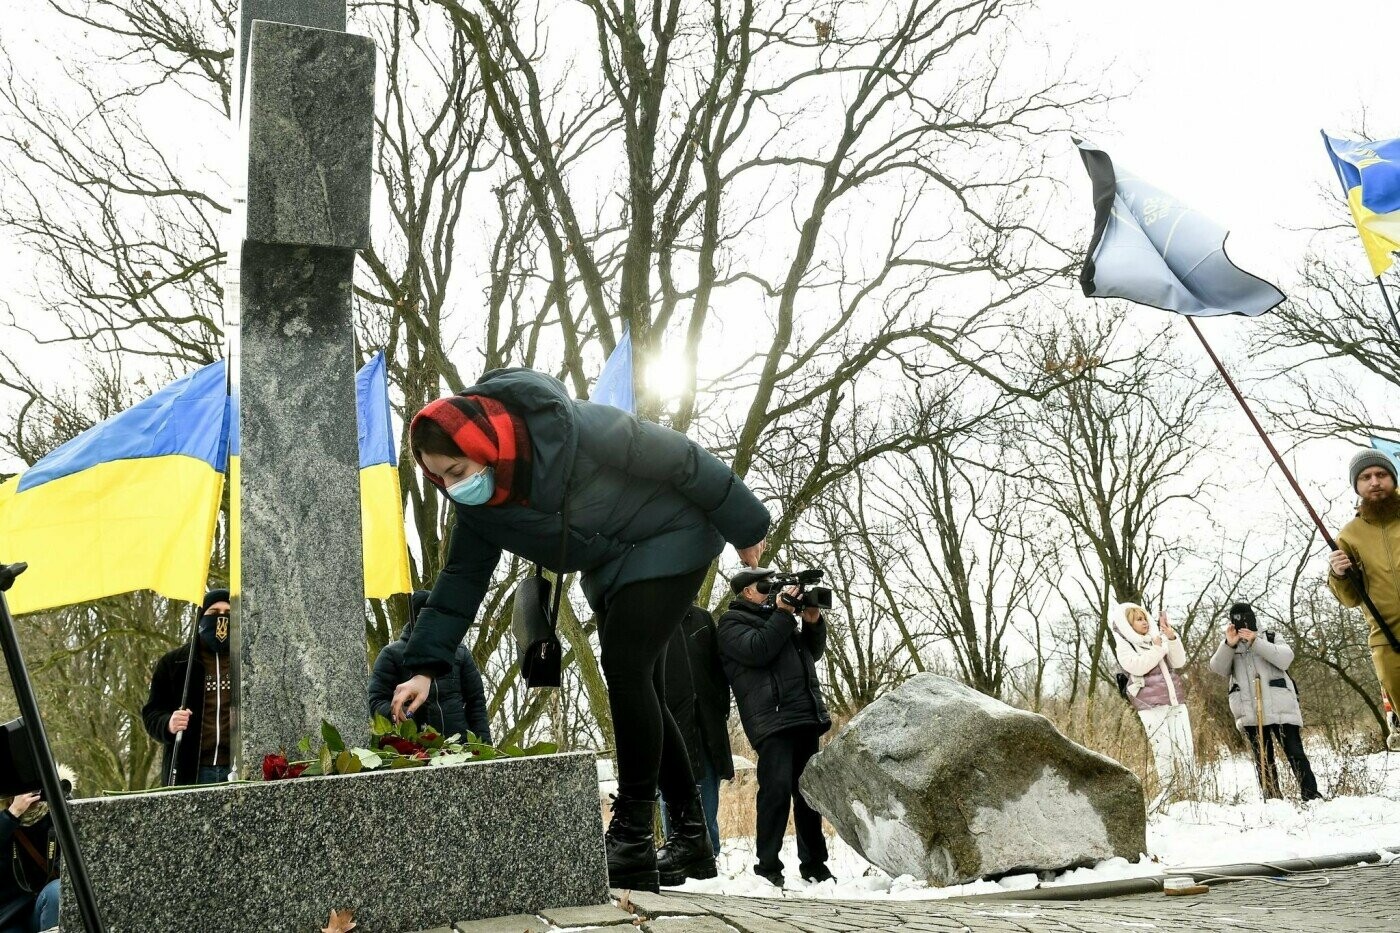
[609, 866, 662, 892]
[658, 853, 718, 886]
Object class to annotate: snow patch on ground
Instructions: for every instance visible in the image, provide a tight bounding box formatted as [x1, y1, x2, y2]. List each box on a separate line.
[674, 749, 1400, 901]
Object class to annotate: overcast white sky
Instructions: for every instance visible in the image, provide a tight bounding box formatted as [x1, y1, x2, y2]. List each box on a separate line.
[3, 0, 1397, 524]
[1033, 0, 1400, 529]
[1042, 0, 1400, 283]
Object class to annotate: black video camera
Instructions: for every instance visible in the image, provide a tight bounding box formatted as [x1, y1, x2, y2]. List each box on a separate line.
[0, 718, 40, 797]
[1228, 602, 1258, 632]
[0, 719, 72, 799]
[756, 568, 834, 611]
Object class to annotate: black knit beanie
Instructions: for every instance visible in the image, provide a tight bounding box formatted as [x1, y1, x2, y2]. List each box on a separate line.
[201, 589, 231, 615]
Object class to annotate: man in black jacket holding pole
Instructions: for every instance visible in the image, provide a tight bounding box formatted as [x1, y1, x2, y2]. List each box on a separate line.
[718, 569, 832, 888]
[142, 589, 234, 785]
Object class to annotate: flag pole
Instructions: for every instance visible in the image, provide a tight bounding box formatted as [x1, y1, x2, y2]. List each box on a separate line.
[1185, 317, 1400, 652]
[1374, 275, 1400, 340]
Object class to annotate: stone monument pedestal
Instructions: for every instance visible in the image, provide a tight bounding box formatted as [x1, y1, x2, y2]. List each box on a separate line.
[60, 752, 608, 933]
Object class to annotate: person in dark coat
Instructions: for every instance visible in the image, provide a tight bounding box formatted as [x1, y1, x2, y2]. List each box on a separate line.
[369, 590, 491, 742]
[718, 568, 832, 887]
[390, 368, 770, 892]
[141, 589, 234, 786]
[0, 767, 71, 933]
[657, 606, 734, 882]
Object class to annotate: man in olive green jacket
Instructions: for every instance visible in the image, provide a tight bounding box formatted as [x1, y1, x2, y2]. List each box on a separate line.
[1328, 448, 1400, 749]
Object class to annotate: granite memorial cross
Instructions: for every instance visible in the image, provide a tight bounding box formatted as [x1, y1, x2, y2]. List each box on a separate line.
[231, 0, 377, 769]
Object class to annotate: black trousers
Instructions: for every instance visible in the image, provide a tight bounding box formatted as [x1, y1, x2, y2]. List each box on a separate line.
[598, 566, 708, 804]
[1243, 723, 1321, 801]
[754, 725, 828, 874]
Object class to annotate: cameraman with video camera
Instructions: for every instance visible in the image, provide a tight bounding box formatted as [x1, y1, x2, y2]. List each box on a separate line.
[718, 567, 833, 887]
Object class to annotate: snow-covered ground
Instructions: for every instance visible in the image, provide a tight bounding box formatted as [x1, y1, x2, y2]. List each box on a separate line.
[673, 749, 1400, 901]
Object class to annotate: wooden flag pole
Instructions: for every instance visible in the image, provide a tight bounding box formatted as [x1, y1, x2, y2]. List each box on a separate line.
[1374, 275, 1400, 340]
[1185, 316, 1400, 653]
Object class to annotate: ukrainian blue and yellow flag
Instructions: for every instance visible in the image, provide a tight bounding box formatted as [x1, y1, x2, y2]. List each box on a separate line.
[0, 361, 229, 614]
[1321, 132, 1400, 277]
[356, 351, 412, 599]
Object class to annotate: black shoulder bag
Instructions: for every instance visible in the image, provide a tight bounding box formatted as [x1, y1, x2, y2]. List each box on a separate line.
[511, 495, 570, 688]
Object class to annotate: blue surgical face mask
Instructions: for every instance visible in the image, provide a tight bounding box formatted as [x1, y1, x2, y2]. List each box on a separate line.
[446, 467, 494, 506]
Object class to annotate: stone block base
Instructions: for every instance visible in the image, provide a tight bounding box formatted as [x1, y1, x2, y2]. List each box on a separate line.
[62, 752, 607, 932]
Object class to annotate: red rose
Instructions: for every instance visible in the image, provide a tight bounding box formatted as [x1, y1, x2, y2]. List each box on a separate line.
[377, 735, 421, 756]
[413, 750, 430, 760]
[286, 763, 309, 778]
[262, 754, 289, 781]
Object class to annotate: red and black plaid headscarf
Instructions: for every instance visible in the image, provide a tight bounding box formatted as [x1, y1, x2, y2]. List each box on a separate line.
[410, 395, 532, 506]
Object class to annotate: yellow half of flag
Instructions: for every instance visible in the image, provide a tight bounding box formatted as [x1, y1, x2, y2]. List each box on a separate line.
[1346, 186, 1400, 277]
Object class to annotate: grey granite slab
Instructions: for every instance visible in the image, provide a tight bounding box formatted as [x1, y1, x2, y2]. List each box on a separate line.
[453, 916, 551, 932]
[61, 752, 608, 933]
[244, 20, 374, 249]
[235, 240, 367, 764]
[538, 903, 636, 927]
[639, 919, 735, 933]
[236, 0, 347, 113]
[618, 891, 710, 917]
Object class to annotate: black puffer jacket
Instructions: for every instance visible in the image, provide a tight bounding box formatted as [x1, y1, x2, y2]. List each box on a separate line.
[369, 620, 492, 743]
[405, 368, 770, 677]
[718, 597, 830, 747]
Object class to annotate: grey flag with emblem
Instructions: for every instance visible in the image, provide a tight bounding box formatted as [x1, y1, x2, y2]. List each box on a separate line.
[1077, 140, 1284, 317]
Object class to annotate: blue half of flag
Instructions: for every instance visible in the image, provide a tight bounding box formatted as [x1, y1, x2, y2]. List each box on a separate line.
[21, 361, 229, 491]
[1372, 436, 1400, 465]
[593, 328, 636, 414]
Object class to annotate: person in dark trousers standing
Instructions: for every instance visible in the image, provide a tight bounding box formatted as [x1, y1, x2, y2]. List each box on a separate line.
[389, 368, 769, 892]
[718, 568, 832, 888]
[1208, 602, 1321, 801]
[142, 589, 234, 785]
[658, 606, 734, 883]
[369, 590, 491, 742]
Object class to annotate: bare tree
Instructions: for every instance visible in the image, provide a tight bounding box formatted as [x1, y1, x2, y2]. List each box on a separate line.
[1014, 309, 1219, 700]
[1252, 192, 1400, 445]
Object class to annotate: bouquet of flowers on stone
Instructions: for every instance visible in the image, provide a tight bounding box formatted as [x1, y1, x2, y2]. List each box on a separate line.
[261, 715, 557, 781]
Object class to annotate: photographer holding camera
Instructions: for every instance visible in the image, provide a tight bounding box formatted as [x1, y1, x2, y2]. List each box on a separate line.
[1208, 602, 1320, 801]
[718, 568, 833, 888]
[0, 766, 72, 933]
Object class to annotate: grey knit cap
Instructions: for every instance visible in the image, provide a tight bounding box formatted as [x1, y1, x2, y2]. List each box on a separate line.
[1350, 448, 1397, 491]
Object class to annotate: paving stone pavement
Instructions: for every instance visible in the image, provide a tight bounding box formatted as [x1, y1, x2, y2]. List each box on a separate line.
[419, 862, 1398, 932]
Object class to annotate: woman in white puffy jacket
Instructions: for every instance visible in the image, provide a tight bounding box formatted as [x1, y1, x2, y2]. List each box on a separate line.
[1110, 601, 1195, 794]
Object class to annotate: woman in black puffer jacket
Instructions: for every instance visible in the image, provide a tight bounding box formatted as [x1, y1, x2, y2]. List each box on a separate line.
[389, 368, 770, 892]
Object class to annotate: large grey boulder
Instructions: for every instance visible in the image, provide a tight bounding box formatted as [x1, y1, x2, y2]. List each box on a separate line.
[801, 673, 1145, 886]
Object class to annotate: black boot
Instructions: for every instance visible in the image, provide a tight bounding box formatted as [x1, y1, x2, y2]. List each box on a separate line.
[606, 794, 660, 892]
[657, 790, 717, 886]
